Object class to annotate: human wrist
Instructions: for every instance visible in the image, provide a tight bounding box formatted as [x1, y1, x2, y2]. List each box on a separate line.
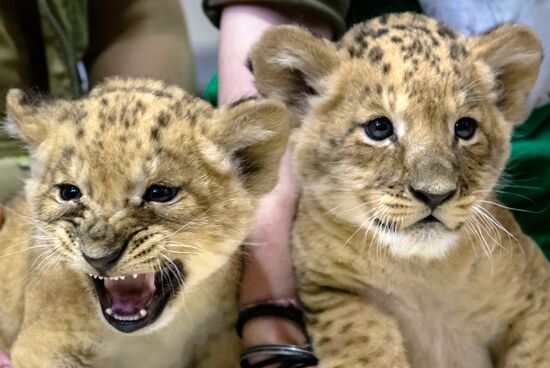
[0, 350, 10, 368]
[239, 299, 308, 347]
[239, 304, 312, 367]
[242, 317, 309, 348]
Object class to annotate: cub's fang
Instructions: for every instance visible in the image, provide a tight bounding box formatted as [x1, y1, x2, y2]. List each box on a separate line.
[139, 309, 147, 317]
[105, 308, 113, 315]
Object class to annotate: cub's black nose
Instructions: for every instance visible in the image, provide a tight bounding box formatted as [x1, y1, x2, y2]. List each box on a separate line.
[83, 247, 125, 273]
[409, 186, 456, 209]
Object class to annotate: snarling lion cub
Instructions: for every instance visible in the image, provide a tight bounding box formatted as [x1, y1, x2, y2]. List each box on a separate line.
[0, 78, 288, 367]
[251, 12, 550, 368]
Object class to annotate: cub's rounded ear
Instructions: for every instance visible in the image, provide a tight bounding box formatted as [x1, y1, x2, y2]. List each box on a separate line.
[196, 98, 290, 196]
[471, 24, 542, 124]
[4, 89, 52, 147]
[249, 25, 340, 122]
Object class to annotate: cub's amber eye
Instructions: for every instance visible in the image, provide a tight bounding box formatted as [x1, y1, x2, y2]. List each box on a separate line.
[364, 117, 394, 141]
[455, 117, 477, 140]
[58, 184, 82, 201]
[143, 185, 179, 203]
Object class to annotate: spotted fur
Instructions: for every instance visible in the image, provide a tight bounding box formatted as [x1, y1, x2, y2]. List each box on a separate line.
[0, 78, 289, 367]
[251, 13, 549, 368]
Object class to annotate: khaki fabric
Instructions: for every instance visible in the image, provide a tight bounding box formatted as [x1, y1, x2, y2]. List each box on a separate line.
[0, 157, 27, 203]
[0, 0, 87, 161]
[0, 0, 194, 162]
[0, 0, 41, 158]
[202, 0, 350, 36]
[38, 0, 88, 99]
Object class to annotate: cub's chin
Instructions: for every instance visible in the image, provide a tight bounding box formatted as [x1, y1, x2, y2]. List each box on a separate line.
[87, 260, 184, 333]
[376, 216, 459, 260]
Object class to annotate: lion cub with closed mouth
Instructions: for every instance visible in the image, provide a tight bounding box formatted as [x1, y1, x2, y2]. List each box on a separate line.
[0, 78, 288, 367]
[250, 13, 550, 368]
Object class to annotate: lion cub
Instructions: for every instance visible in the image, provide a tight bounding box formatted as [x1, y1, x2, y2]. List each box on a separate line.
[250, 13, 550, 368]
[0, 78, 288, 368]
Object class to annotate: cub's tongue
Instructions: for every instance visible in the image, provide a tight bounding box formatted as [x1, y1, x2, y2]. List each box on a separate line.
[104, 273, 155, 315]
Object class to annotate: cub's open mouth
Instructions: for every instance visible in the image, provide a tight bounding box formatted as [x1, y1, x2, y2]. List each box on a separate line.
[88, 260, 184, 333]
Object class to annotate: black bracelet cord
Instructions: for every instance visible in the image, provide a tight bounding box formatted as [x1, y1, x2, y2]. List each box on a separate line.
[236, 303, 305, 338]
[237, 303, 318, 367]
[240, 345, 318, 368]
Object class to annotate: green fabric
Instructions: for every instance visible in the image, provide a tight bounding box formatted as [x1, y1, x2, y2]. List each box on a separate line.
[498, 103, 550, 259]
[204, 74, 218, 107]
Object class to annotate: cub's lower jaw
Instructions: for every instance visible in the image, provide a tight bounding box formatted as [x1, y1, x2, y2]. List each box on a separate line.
[88, 260, 184, 333]
[372, 212, 459, 255]
[376, 219, 459, 260]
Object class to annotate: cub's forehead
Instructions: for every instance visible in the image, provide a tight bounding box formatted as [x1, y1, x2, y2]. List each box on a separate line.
[338, 13, 469, 82]
[80, 83, 211, 134]
[335, 13, 481, 114]
[53, 81, 212, 149]
[45, 81, 214, 185]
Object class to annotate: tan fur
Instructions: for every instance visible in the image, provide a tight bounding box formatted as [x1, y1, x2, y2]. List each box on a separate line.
[0, 78, 289, 367]
[251, 13, 549, 368]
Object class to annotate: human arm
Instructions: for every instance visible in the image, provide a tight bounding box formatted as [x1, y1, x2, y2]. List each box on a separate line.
[0, 350, 9, 368]
[216, 2, 337, 351]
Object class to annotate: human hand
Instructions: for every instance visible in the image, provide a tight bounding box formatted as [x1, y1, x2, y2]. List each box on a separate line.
[0, 350, 11, 368]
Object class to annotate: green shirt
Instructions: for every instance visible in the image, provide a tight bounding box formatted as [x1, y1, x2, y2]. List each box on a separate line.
[500, 104, 550, 258]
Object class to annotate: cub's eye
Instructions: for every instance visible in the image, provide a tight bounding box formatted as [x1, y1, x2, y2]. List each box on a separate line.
[455, 117, 477, 140]
[364, 117, 394, 141]
[58, 184, 82, 201]
[143, 185, 179, 203]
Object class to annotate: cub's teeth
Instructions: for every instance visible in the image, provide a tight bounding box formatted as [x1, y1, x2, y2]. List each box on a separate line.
[108, 310, 147, 322]
[133, 274, 138, 279]
[120, 276, 125, 280]
[98, 276, 104, 280]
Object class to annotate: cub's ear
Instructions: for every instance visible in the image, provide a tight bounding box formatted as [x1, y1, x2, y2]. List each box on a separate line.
[4, 89, 53, 147]
[196, 98, 289, 196]
[472, 24, 542, 124]
[249, 25, 340, 121]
